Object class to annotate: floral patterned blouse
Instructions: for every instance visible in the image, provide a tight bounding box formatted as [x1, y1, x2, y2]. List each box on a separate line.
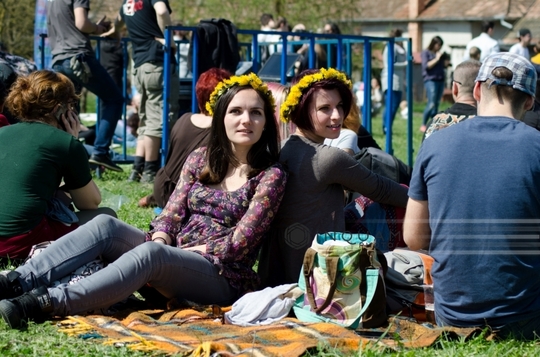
[147, 147, 287, 294]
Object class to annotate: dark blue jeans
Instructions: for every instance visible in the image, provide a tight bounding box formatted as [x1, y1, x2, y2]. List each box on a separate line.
[422, 80, 444, 125]
[53, 55, 124, 156]
[382, 90, 402, 132]
[436, 310, 540, 341]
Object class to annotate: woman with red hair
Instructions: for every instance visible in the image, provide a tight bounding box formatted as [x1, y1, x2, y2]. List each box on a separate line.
[138, 68, 232, 208]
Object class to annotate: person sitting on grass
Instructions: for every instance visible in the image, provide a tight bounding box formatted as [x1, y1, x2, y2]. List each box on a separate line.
[404, 53, 540, 340]
[0, 70, 115, 262]
[0, 73, 287, 329]
[258, 68, 409, 288]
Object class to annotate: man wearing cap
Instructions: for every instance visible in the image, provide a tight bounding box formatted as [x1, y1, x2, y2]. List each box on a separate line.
[509, 28, 532, 60]
[404, 52, 540, 340]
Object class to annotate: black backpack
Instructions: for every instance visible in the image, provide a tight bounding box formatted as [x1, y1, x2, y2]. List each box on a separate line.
[354, 147, 412, 186]
[187, 18, 240, 76]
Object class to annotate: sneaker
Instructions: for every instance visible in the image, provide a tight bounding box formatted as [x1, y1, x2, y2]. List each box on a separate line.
[127, 170, 142, 182]
[141, 170, 157, 184]
[0, 271, 23, 300]
[89, 154, 123, 172]
[0, 286, 53, 329]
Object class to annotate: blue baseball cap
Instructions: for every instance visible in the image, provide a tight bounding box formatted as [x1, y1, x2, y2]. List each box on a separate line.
[475, 52, 537, 96]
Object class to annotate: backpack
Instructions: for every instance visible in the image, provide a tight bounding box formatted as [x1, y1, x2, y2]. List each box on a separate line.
[383, 248, 433, 322]
[354, 147, 412, 186]
[187, 18, 240, 76]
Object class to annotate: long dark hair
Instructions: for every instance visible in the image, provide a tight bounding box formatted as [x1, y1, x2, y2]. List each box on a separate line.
[199, 85, 280, 184]
[427, 36, 443, 52]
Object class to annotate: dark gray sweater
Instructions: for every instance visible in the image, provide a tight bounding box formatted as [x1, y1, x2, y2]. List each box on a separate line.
[258, 135, 408, 287]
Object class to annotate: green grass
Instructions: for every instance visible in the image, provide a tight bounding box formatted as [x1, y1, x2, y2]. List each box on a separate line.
[1, 103, 538, 356]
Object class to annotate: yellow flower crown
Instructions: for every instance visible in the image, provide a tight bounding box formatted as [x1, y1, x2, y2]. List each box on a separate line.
[280, 68, 352, 123]
[205, 73, 275, 116]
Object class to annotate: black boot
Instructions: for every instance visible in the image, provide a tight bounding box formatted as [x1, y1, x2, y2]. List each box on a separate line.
[141, 160, 160, 183]
[128, 156, 145, 182]
[0, 286, 53, 329]
[0, 271, 24, 300]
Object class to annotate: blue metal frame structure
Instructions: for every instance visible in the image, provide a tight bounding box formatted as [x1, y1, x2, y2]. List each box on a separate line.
[38, 28, 415, 167]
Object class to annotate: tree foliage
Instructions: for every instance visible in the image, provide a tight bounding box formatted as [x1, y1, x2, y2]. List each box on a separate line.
[0, 0, 361, 61]
[169, 0, 361, 34]
[0, 0, 35, 58]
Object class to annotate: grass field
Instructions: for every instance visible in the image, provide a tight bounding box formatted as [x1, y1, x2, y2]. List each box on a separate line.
[1, 103, 539, 356]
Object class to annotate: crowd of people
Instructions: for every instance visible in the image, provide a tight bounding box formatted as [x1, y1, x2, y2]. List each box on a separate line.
[0, 1, 539, 344]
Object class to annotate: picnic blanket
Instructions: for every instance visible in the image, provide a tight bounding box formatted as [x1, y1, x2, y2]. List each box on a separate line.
[55, 306, 488, 356]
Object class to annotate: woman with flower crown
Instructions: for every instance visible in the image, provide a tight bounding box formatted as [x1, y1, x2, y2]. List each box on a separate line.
[0, 74, 288, 329]
[258, 68, 409, 288]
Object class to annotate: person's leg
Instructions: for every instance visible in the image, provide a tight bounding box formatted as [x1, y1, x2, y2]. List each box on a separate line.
[75, 208, 117, 224]
[138, 62, 180, 183]
[52, 59, 84, 96]
[422, 81, 436, 128]
[433, 81, 445, 117]
[14, 215, 145, 293]
[382, 90, 389, 133]
[389, 91, 403, 129]
[128, 67, 147, 182]
[48, 243, 238, 316]
[493, 311, 540, 341]
[82, 56, 124, 171]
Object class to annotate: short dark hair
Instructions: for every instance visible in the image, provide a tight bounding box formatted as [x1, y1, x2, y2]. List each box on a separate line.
[481, 21, 495, 33]
[260, 13, 274, 26]
[200, 85, 280, 184]
[427, 36, 443, 51]
[453, 59, 482, 94]
[481, 67, 529, 117]
[389, 28, 403, 38]
[289, 69, 353, 132]
[195, 68, 232, 115]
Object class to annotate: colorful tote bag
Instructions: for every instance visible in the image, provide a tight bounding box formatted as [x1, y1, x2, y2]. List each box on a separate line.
[293, 232, 387, 329]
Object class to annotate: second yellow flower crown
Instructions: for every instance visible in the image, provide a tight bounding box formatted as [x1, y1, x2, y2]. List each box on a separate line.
[205, 73, 275, 116]
[280, 68, 352, 123]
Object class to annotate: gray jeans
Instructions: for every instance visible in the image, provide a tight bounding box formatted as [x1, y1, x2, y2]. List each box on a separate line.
[15, 215, 238, 316]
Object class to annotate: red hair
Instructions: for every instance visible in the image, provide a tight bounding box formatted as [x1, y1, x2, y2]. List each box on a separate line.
[196, 68, 232, 114]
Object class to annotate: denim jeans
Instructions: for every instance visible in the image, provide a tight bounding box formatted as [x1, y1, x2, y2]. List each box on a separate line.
[382, 90, 402, 132]
[15, 215, 238, 316]
[422, 80, 445, 125]
[436, 309, 540, 341]
[53, 55, 124, 156]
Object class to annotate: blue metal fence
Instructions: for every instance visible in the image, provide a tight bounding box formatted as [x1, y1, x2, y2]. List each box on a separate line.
[38, 28, 415, 167]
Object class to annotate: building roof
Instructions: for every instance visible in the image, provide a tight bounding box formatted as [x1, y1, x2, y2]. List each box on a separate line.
[503, 0, 540, 42]
[357, 0, 417, 22]
[356, 0, 536, 22]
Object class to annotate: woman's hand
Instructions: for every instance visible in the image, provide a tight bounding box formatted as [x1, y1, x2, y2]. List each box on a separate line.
[61, 110, 80, 138]
[183, 244, 207, 253]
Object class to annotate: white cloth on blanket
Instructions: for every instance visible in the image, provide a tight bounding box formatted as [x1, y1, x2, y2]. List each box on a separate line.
[224, 283, 301, 326]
